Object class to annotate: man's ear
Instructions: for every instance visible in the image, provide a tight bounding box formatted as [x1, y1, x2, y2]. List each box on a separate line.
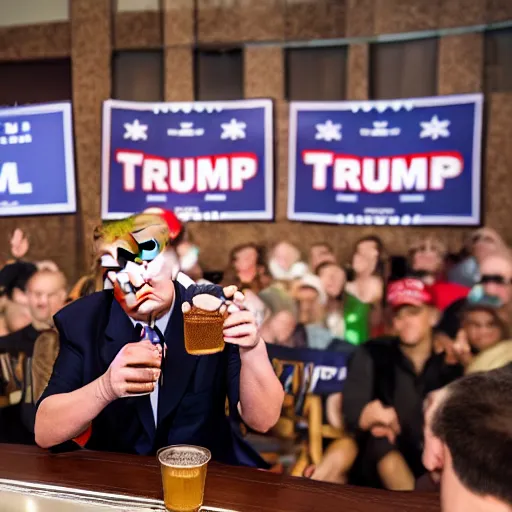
[423, 430, 446, 474]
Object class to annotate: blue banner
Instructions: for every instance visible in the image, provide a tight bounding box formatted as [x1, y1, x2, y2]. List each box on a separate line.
[266, 344, 349, 396]
[0, 103, 76, 216]
[102, 99, 274, 221]
[288, 94, 483, 226]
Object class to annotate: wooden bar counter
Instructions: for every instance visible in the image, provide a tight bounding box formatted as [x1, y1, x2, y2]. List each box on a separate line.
[0, 444, 440, 511]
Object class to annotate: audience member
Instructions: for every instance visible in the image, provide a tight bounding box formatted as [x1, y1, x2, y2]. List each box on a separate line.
[268, 241, 308, 282]
[448, 227, 505, 288]
[437, 250, 512, 351]
[222, 243, 271, 294]
[340, 278, 462, 489]
[0, 261, 38, 335]
[0, 269, 67, 357]
[422, 367, 512, 512]
[316, 262, 346, 339]
[308, 242, 336, 273]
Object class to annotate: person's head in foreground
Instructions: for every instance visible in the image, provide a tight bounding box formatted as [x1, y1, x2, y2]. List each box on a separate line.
[423, 366, 512, 512]
[478, 250, 512, 308]
[386, 278, 438, 346]
[309, 242, 336, 273]
[94, 208, 184, 321]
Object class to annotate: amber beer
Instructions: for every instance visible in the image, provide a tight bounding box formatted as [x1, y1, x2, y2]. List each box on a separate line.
[183, 305, 227, 356]
[158, 445, 211, 512]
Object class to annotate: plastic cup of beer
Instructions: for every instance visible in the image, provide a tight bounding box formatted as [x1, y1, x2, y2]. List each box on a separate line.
[183, 295, 228, 356]
[158, 445, 211, 512]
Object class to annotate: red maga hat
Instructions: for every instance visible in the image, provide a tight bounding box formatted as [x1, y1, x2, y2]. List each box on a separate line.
[386, 278, 434, 308]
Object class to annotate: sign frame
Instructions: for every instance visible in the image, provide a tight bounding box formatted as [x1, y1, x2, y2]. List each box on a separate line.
[0, 102, 76, 217]
[101, 98, 274, 221]
[287, 93, 484, 226]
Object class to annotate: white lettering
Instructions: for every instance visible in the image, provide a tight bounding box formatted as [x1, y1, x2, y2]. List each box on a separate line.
[333, 157, 361, 191]
[196, 157, 229, 192]
[231, 157, 257, 190]
[304, 151, 333, 190]
[391, 157, 428, 192]
[430, 156, 463, 190]
[116, 151, 143, 191]
[0, 162, 33, 194]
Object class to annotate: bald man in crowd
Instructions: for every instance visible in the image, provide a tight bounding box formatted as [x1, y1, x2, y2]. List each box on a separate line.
[0, 269, 67, 357]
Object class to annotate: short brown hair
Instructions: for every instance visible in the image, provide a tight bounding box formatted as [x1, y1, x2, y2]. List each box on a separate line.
[432, 366, 512, 505]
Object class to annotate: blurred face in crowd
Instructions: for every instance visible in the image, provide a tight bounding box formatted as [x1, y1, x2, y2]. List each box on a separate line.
[318, 263, 346, 299]
[479, 254, 512, 306]
[272, 242, 300, 271]
[470, 228, 504, 263]
[309, 244, 336, 271]
[26, 271, 67, 326]
[233, 246, 258, 275]
[353, 241, 379, 276]
[411, 238, 445, 274]
[392, 304, 437, 346]
[296, 285, 321, 324]
[261, 310, 297, 346]
[462, 309, 503, 352]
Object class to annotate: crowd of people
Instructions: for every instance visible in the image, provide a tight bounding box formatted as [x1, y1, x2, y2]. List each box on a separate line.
[0, 220, 511, 507]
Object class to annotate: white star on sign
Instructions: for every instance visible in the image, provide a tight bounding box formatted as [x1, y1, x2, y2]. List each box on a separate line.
[220, 118, 247, 141]
[123, 119, 148, 141]
[419, 115, 450, 141]
[315, 120, 342, 142]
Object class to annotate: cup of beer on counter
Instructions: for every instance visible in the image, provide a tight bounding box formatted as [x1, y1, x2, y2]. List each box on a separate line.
[183, 294, 228, 356]
[158, 445, 211, 512]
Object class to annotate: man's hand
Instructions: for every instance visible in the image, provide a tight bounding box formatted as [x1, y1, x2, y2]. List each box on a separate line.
[97, 340, 162, 402]
[452, 329, 473, 367]
[360, 400, 401, 443]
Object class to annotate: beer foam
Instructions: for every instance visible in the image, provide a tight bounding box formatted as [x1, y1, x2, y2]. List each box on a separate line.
[159, 446, 210, 467]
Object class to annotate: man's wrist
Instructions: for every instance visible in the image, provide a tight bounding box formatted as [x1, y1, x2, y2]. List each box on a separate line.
[94, 371, 117, 405]
[239, 337, 264, 358]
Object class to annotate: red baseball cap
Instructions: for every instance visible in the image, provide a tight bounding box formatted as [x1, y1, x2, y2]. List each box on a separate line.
[386, 278, 435, 309]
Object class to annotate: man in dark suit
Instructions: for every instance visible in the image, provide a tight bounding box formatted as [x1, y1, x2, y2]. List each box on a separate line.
[34, 209, 284, 466]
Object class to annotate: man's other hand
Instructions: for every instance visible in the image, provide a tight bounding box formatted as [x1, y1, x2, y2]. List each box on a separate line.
[98, 340, 162, 401]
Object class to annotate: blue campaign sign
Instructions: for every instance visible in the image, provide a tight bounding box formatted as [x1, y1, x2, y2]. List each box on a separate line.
[266, 344, 349, 396]
[101, 99, 274, 221]
[0, 102, 76, 216]
[288, 94, 483, 226]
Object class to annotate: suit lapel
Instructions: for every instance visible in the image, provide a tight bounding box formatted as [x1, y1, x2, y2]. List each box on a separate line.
[158, 282, 199, 424]
[102, 297, 156, 443]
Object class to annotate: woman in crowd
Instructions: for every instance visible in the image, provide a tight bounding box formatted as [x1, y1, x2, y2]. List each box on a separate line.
[268, 241, 308, 283]
[222, 243, 272, 294]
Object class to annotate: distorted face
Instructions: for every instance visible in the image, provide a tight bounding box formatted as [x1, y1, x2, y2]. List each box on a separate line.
[353, 241, 379, 276]
[479, 256, 512, 306]
[318, 264, 346, 299]
[411, 240, 444, 274]
[272, 242, 300, 271]
[266, 310, 297, 345]
[26, 272, 67, 325]
[309, 244, 336, 271]
[463, 309, 503, 352]
[296, 286, 320, 324]
[233, 247, 258, 275]
[471, 228, 503, 263]
[392, 304, 436, 346]
[96, 211, 181, 321]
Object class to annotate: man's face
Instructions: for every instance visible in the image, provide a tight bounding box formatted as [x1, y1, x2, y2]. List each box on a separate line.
[479, 256, 512, 306]
[296, 286, 320, 324]
[233, 247, 258, 274]
[97, 212, 180, 320]
[26, 273, 67, 325]
[463, 309, 503, 352]
[471, 228, 503, 263]
[392, 304, 435, 346]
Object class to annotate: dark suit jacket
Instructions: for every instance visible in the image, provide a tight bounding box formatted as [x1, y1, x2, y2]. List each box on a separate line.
[38, 281, 267, 468]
